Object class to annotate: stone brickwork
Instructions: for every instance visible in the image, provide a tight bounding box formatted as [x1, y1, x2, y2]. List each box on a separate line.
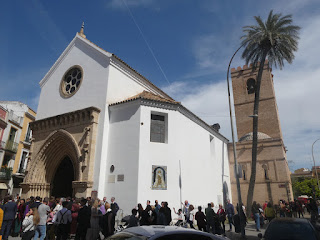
[229, 62, 293, 206]
[21, 107, 100, 198]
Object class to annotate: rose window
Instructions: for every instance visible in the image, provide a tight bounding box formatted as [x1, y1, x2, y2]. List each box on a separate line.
[60, 66, 83, 97]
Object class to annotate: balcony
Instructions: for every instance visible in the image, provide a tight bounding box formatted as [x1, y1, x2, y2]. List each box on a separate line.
[0, 167, 12, 180]
[8, 111, 23, 127]
[0, 140, 19, 153]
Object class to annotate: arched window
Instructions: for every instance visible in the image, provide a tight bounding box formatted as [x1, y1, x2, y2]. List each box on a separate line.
[247, 78, 256, 94]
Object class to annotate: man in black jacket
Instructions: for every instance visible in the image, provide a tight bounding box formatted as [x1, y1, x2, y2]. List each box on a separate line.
[1, 195, 17, 240]
[75, 199, 91, 240]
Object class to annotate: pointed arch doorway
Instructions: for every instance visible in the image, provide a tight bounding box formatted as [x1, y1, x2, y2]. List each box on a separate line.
[51, 156, 75, 198]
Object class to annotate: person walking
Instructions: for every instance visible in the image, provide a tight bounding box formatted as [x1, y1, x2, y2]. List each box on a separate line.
[187, 205, 195, 229]
[217, 204, 226, 235]
[137, 203, 144, 220]
[55, 201, 72, 240]
[101, 203, 115, 238]
[252, 201, 260, 232]
[296, 200, 304, 218]
[279, 200, 286, 217]
[205, 203, 215, 234]
[14, 199, 26, 236]
[33, 197, 50, 240]
[21, 208, 39, 240]
[22, 208, 39, 240]
[70, 200, 80, 235]
[0, 205, 4, 234]
[157, 204, 166, 225]
[308, 199, 318, 224]
[86, 200, 101, 240]
[1, 195, 17, 240]
[75, 199, 91, 240]
[226, 199, 234, 232]
[154, 200, 161, 217]
[110, 197, 119, 216]
[264, 202, 275, 222]
[139, 205, 150, 226]
[163, 202, 172, 226]
[182, 200, 190, 225]
[195, 206, 206, 232]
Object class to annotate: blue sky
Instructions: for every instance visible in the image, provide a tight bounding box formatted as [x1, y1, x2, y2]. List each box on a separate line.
[1, 0, 320, 171]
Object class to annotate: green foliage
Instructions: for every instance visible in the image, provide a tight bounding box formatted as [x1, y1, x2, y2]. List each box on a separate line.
[241, 10, 300, 69]
[292, 178, 320, 198]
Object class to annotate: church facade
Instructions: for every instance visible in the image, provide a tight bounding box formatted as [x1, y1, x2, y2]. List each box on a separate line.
[21, 29, 232, 215]
[228, 63, 293, 206]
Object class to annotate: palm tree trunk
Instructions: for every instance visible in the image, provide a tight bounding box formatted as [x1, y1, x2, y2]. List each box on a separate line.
[246, 51, 268, 217]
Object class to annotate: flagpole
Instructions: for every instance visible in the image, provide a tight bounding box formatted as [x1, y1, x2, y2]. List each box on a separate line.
[179, 160, 183, 210]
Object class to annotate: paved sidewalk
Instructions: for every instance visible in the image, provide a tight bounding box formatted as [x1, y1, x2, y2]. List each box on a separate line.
[225, 220, 266, 240]
[8, 221, 265, 240]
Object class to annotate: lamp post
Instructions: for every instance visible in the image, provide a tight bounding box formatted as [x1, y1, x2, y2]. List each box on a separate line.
[312, 138, 320, 190]
[226, 44, 246, 238]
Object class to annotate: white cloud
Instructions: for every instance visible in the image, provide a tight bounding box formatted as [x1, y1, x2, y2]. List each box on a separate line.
[167, 8, 320, 171]
[163, 80, 234, 140]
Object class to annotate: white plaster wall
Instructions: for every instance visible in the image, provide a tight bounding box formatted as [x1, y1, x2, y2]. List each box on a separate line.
[36, 39, 110, 120]
[137, 105, 231, 215]
[106, 64, 150, 104]
[104, 102, 141, 214]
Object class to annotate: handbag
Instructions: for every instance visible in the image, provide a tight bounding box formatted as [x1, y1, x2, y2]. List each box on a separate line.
[21, 230, 35, 240]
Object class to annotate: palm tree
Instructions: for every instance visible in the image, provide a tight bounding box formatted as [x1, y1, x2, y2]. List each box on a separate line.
[241, 10, 300, 216]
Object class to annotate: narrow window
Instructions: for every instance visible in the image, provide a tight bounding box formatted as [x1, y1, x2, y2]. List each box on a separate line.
[25, 125, 31, 142]
[243, 169, 246, 180]
[264, 169, 269, 180]
[247, 78, 256, 94]
[150, 114, 166, 143]
[18, 151, 28, 173]
[262, 164, 269, 180]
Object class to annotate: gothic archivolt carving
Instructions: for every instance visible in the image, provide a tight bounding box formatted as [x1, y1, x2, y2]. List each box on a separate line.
[23, 107, 100, 198]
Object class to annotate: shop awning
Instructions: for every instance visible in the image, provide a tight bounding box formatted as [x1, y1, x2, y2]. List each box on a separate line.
[0, 183, 8, 190]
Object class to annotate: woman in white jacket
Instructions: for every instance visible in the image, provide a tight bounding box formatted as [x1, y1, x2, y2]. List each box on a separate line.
[22, 208, 40, 240]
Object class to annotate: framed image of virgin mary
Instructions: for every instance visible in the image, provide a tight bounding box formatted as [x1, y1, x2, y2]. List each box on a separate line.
[152, 165, 167, 190]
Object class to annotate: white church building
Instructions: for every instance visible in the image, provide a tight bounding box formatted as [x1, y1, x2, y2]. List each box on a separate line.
[22, 27, 232, 215]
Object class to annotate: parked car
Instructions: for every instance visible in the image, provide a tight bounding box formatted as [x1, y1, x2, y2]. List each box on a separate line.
[107, 225, 230, 240]
[258, 218, 319, 240]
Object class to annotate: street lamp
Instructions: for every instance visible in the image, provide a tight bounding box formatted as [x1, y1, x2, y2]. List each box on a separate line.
[312, 138, 320, 191]
[226, 44, 246, 238]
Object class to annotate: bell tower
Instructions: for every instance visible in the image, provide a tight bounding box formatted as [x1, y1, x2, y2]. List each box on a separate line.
[228, 61, 293, 206]
[231, 61, 283, 140]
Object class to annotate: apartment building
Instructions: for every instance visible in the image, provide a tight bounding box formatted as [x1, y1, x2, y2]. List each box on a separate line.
[0, 101, 36, 197]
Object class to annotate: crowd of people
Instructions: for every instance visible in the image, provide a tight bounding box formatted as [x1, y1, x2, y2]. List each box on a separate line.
[250, 198, 319, 232]
[0, 194, 120, 240]
[129, 199, 245, 236]
[0, 194, 318, 240]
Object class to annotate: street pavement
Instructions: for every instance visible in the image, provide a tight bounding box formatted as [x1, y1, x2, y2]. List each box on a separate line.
[225, 220, 266, 240]
[7, 216, 316, 240]
[8, 221, 265, 240]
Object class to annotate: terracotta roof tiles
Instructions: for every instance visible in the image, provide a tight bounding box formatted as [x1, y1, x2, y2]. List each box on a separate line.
[110, 91, 179, 106]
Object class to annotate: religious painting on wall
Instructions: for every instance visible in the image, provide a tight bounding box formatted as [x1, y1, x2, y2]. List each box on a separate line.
[152, 165, 167, 190]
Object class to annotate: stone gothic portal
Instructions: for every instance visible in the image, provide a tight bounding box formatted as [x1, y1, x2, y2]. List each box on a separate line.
[51, 156, 74, 197]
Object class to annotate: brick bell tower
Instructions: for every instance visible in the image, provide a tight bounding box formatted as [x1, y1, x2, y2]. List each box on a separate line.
[228, 61, 293, 206]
